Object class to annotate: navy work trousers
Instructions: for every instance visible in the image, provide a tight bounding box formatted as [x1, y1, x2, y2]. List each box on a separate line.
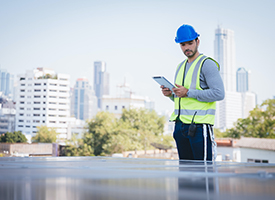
[173, 120, 213, 160]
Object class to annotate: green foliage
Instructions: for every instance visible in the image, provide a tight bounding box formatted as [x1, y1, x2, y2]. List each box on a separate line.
[80, 108, 169, 156]
[0, 131, 27, 143]
[225, 99, 275, 138]
[63, 134, 94, 156]
[32, 126, 59, 143]
[213, 128, 226, 138]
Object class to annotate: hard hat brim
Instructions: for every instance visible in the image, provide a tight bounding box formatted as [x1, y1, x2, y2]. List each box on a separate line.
[175, 34, 200, 43]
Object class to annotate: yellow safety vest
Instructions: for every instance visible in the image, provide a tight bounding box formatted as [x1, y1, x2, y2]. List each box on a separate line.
[170, 54, 220, 125]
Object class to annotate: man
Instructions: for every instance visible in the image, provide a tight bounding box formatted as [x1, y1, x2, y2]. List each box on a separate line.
[161, 24, 224, 161]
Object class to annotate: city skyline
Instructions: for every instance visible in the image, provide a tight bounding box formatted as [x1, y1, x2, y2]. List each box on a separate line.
[1, 0, 274, 113]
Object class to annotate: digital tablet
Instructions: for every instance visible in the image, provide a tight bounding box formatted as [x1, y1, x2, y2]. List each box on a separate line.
[153, 76, 175, 92]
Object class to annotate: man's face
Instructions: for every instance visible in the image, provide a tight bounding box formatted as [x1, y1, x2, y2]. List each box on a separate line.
[180, 39, 199, 58]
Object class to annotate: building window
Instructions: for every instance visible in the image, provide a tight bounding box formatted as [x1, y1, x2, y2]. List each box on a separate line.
[33, 114, 40, 116]
[35, 83, 41, 86]
[49, 96, 57, 98]
[59, 103, 66, 105]
[49, 90, 57, 92]
[59, 109, 66, 111]
[20, 102, 24, 104]
[27, 90, 32, 92]
[19, 114, 24, 116]
[19, 120, 24, 122]
[247, 159, 269, 163]
[20, 96, 25, 98]
[106, 105, 109, 110]
[60, 84, 67, 87]
[49, 121, 56, 123]
[43, 108, 46, 110]
[26, 126, 30, 128]
[20, 107, 24, 110]
[34, 96, 41, 98]
[20, 84, 25, 86]
[49, 108, 56, 111]
[50, 83, 57, 86]
[44, 83, 46, 85]
[18, 125, 24, 127]
[33, 126, 36, 128]
[27, 108, 31, 110]
[49, 115, 56, 117]
[34, 108, 40, 110]
[59, 115, 66, 117]
[49, 102, 56, 104]
[34, 102, 40, 104]
[60, 90, 66, 93]
[59, 78, 68, 81]
[34, 89, 41, 92]
[122, 106, 125, 109]
[33, 120, 40, 123]
[20, 90, 25, 92]
[59, 97, 66, 99]
[115, 106, 118, 110]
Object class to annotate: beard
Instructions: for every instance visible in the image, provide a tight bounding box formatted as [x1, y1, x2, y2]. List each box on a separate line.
[184, 47, 197, 58]
[184, 42, 198, 58]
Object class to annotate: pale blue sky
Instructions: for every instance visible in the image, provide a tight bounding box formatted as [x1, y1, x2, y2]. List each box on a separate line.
[1, 0, 274, 113]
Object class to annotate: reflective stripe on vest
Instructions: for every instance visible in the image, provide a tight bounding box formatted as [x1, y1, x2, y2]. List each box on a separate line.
[170, 54, 219, 125]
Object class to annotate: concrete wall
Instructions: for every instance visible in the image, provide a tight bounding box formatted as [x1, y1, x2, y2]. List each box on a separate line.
[0, 143, 52, 155]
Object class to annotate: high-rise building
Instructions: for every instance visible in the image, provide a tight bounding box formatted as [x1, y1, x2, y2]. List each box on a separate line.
[15, 68, 71, 140]
[214, 27, 236, 92]
[71, 78, 97, 121]
[94, 61, 109, 109]
[214, 27, 242, 130]
[0, 68, 14, 100]
[236, 67, 250, 92]
[214, 27, 256, 130]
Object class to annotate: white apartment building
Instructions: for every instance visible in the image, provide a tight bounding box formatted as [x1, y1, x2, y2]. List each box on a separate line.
[102, 83, 155, 118]
[16, 68, 70, 140]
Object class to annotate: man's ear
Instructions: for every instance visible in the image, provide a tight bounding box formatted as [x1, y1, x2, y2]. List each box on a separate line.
[196, 38, 200, 46]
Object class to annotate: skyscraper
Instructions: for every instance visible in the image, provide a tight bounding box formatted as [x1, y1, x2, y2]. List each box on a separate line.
[214, 26, 242, 130]
[0, 68, 14, 99]
[236, 67, 250, 92]
[214, 27, 236, 92]
[94, 61, 110, 109]
[236, 67, 256, 118]
[214, 27, 256, 130]
[71, 78, 97, 120]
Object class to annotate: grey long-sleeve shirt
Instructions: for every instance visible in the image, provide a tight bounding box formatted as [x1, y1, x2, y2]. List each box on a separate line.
[171, 57, 225, 102]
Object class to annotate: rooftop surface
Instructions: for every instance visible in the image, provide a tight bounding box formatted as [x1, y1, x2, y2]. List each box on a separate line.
[1, 157, 275, 200]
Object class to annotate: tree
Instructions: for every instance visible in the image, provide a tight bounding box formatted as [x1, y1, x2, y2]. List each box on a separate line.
[0, 131, 27, 143]
[32, 125, 59, 143]
[82, 108, 169, 156]
[84, 111, 118, 156]
[225, 99, 275, 138]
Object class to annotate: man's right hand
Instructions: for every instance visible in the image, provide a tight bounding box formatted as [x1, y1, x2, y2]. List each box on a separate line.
[161, 85, 172, 97]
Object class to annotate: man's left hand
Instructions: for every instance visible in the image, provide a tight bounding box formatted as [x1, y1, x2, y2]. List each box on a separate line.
[172, 84, 188, 98]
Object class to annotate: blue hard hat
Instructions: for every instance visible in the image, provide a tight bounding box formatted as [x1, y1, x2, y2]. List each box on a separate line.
[175, 24, 200, 43]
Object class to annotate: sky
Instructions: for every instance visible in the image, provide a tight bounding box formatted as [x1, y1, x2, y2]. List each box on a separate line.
[1, 0, 275, 114]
